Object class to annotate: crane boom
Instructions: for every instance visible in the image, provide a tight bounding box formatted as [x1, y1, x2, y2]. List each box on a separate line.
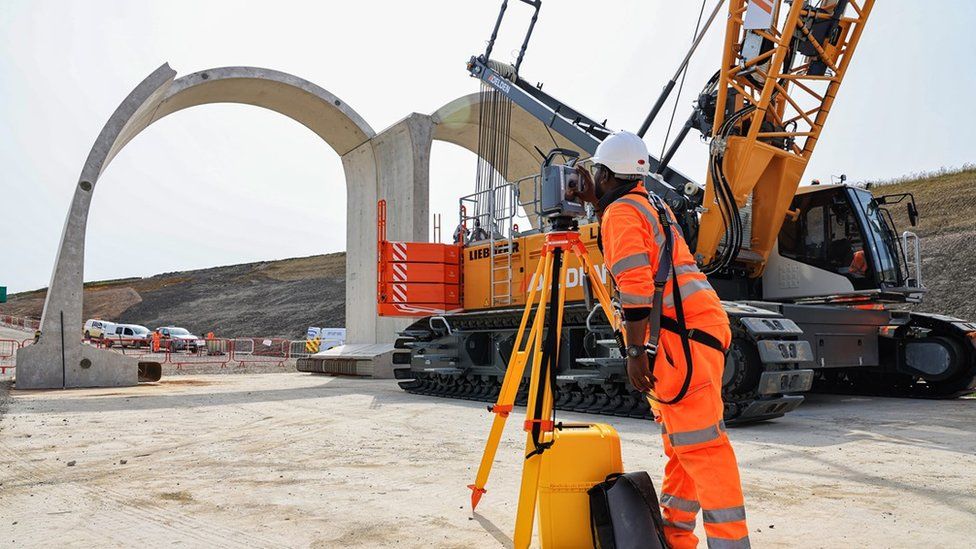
[697, 0, 875, 275]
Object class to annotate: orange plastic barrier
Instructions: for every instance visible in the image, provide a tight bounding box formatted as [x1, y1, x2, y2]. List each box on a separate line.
[0, 315, 40, 332]
[381, 241, 461, 265]
[380, 261, 460, 284]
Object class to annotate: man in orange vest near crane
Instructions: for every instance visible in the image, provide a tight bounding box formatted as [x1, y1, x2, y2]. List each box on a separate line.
[571, 131, 750, 548]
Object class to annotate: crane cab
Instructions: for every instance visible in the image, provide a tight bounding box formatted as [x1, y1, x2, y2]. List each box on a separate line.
[762, 184, 923, 303]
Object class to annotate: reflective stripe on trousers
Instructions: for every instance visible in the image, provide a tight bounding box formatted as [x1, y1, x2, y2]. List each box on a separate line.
[706, 536, 752, 548]
[661, 493, 701, 513]
[663, 519, 696, 532]
[703, 506, 747, 525]
[662, 420, 727, 447]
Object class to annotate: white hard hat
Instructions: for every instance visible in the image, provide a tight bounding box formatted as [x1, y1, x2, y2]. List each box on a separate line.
[590, 130, 650, 177]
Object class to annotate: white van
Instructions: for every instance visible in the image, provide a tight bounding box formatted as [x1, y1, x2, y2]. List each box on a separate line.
[83, 319, 116, 340]
[107, 323, 151, 348]
[306, 327, 346, 350]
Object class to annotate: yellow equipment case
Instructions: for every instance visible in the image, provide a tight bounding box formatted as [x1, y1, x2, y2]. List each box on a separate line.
[537, 423, 623, 548]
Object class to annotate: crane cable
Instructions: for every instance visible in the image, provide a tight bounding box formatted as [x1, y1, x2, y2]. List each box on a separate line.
[660, 0, 709, 160]
[474, 80, 513, 240]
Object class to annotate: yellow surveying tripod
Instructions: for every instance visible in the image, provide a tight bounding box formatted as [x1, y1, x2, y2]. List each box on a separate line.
[467, 222, 620, 548]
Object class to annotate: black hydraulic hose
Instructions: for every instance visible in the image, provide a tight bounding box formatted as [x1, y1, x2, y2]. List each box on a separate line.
[659, 0, 709, 158]
[657, 115, 695, 174]
[638, 80, 676, 138]
[700, 105, 755, 274]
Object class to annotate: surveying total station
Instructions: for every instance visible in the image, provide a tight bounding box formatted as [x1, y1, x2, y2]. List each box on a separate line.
[468, 150, 626, 548]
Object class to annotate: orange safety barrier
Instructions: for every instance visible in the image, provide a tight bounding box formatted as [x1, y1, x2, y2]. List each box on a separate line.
[0, 315, 40, 332]
[379, 262, 460, 284]
[377, 199, 463, 317]
[167, 337, 234, 370]
[1, 334, 297, 376]
[0, 339, 19, 375]
[229, 338, 289, 368]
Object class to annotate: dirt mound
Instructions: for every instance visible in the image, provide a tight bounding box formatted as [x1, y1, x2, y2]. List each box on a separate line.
[867, 166, 976, 320]
[1, 253, 347, 339]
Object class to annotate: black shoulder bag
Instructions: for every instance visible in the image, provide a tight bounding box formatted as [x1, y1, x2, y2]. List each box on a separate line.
[588, 472, 669, 549]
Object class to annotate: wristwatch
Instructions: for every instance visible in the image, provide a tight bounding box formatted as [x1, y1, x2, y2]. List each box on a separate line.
[626, 344, 645, 358]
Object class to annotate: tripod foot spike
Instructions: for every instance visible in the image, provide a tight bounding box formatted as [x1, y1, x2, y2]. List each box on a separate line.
[468, 484, 487, 510]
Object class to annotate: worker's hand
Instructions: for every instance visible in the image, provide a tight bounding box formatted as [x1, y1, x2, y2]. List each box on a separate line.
[569, 164, 598, 205]
[627, 351, 655, 394]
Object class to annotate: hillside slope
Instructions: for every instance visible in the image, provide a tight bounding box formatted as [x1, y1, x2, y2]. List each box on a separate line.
[868, 166, 976, 320]
[1, 253, 346, 339]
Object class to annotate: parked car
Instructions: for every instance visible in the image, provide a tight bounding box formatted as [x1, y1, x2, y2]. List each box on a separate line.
[154, 327, 206, 353]
[83, 319, 116, 340]
[106, 324, 151, 348]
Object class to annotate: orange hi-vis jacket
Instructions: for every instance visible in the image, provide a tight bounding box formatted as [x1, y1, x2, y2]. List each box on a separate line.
[602, 183, 750, 548]
[601, 182, 727, 330]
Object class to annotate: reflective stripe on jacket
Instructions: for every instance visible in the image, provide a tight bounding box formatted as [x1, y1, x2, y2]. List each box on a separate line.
[601, 182, 727, 328]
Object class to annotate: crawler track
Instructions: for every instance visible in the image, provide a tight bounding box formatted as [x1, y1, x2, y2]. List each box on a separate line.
[392, 303, 814, 425]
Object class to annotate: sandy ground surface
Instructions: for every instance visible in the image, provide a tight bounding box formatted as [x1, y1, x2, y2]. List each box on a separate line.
[0, 372, 973, 548]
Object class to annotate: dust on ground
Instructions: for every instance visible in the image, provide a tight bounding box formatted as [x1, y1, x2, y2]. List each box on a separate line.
[1, 372, 973, 548]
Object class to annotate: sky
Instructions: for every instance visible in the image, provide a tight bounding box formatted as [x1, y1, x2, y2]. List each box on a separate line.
[1, 0, 974, 294]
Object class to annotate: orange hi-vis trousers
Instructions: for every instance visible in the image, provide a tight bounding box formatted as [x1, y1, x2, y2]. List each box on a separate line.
[652, 324, 751, 549]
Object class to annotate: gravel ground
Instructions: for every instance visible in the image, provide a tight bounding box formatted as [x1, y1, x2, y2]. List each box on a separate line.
[0, 373, 973, 548]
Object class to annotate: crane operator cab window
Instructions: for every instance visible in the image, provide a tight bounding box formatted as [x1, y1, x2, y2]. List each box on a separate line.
[778, 188, 886, 291]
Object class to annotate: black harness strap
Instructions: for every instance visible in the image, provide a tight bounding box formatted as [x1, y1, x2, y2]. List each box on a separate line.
[643, 194, 693, 405]
[660, 316, 725, 353]
[643, 194, 724, 405]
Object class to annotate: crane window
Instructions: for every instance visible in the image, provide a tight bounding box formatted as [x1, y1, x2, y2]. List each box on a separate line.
[778, 189, 875, 289]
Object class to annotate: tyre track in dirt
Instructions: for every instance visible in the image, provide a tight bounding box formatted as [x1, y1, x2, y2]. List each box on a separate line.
[0, 439, 288, 548]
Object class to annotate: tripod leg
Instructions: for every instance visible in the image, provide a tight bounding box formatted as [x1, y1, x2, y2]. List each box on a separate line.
[468, 251, 553, 510]
[513, 248, 569, 548]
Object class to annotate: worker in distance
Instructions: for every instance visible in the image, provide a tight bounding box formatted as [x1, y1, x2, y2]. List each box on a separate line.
[569, 130, 750, 549]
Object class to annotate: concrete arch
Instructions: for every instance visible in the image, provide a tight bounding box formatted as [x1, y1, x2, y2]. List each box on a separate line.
[18, 64, 426, 388]
[430, 93, 586, 228]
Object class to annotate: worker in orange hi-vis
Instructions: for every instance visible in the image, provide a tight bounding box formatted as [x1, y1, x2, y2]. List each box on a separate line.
[151, 330, 161, 353]
[850, 249, 867, 277]
[570, 131, 750, 549]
